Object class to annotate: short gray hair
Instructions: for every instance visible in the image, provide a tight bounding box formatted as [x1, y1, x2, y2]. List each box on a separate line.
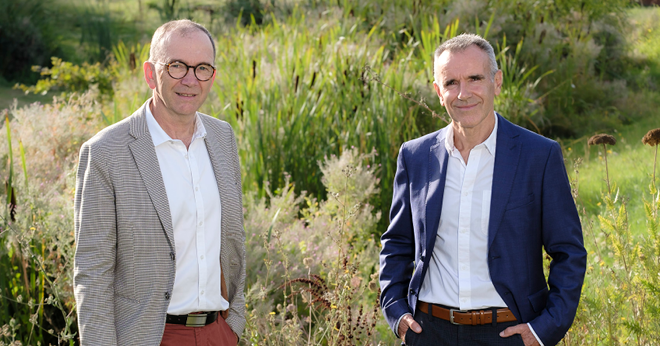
[149, 19, 216, 63]
[433, 33, 498, 80]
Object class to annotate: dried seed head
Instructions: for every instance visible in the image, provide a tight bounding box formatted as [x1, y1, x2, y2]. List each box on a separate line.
[588, 134, 616, 146]
[642, 128, 660, 146]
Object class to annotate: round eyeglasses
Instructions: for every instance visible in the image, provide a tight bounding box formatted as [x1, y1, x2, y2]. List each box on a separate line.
[158, 61, 216, 81]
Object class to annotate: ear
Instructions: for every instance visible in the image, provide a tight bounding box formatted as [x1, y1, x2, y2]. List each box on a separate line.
[143, 61, 157, 90]
[493, 69, 503, 96]
[433, 81, 445, 106]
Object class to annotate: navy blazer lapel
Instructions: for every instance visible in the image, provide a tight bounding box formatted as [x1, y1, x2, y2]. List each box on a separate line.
[488, 115, 522, 249]
[127, 101, 176, 249]
[426, 130, 449, 251]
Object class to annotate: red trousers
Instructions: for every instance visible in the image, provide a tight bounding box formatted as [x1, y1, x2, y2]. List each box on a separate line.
[160, 315, 238, 346]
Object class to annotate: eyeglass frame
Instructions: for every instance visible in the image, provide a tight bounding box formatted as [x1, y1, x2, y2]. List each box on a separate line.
[156, 61, 216, 82]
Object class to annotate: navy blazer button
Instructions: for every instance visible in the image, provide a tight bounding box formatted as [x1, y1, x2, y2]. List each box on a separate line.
[170, 252, 175, 261]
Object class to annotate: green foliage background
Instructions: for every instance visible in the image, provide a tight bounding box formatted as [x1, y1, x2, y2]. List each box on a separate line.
[1, 0, 660, 345]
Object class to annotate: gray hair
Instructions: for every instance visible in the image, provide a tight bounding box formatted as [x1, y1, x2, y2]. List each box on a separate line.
[148, 19, 216, 63]
[433, 33, 498, 80]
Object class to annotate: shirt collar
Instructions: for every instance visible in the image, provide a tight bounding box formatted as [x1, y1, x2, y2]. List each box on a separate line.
[444, 111, 498, 156]
[145, 101, 207, 147]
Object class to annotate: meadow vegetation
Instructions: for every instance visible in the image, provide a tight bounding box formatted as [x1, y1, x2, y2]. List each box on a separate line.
[1, 0, 659, 345]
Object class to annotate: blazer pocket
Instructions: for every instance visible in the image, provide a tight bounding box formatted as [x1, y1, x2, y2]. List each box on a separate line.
[505, 193, 534, 211]
[528, 286, 549, 313]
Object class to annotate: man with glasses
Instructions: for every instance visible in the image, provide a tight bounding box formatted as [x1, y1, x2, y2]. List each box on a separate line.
[73, 19, 245, 346]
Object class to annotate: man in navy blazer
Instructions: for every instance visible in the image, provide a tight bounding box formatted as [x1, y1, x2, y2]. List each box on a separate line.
[379, 34, 586, 346]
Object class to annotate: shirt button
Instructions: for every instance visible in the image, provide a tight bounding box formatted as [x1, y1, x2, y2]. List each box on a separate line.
[200, 290, 204, 295]
[200, 255, 204, 260]
[185, 154, 189, 159]
[195, 186, 199, 191]
[198, 221, 203, 226]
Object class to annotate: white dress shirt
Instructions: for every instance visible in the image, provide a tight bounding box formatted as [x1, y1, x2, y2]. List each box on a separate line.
[146, 104, 229, 315]
[418, 113, 505, 309]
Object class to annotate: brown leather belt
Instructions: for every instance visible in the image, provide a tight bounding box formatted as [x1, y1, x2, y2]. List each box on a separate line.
[418, 301, 516, 325]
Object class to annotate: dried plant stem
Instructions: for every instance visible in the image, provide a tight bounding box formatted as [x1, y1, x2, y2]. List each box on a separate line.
[653, 145, 657, 189]
[603, 143, 611, 194]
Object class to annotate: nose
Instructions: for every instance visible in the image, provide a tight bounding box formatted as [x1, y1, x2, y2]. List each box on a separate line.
[457, 82, 472, 101]
[180, 67, 198, 85]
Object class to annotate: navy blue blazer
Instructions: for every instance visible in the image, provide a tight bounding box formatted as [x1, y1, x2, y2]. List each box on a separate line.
[379, 114, 586, 346]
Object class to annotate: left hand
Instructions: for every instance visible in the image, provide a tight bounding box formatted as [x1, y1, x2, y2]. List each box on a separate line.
[500, 324, 541, 346]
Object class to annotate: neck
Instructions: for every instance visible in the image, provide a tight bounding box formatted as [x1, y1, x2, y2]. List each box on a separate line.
[452, 113, 496, 163]
[150, 100, 196, 148]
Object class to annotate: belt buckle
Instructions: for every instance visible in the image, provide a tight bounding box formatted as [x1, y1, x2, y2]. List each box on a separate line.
[449, 309, 467, 325]
[185, 313, 208, 327]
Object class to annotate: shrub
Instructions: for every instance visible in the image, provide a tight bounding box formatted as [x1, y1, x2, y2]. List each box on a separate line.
[242, 148, 392, 345]
[14, 57, 115, 100]
[0, 91, 104, 345]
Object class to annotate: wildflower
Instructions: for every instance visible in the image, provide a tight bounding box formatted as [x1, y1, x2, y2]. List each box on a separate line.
[303, 257, 312, 268]
[642, 128, 660, 146]
[588, 134, 616, 146]
[286, 304, 295, 313]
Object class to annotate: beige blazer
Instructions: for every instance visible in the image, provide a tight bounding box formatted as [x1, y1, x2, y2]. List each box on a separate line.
[73, 101, 246, 345]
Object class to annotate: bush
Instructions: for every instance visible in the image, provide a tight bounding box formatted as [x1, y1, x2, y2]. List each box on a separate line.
[0, 91, 104, 345]
[14, 57, 116, 99]
[242, 148, 392, 345]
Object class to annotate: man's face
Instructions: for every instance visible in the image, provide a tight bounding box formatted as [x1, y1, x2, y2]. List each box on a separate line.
[145, 30, 215, 118]
[433, 45, 502, 130]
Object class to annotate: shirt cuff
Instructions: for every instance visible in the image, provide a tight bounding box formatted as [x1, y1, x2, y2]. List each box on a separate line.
[527, 323, 544, 346]
[394, 313, 412, 338]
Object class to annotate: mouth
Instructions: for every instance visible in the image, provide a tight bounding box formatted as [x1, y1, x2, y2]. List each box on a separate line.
[175, 92, 197, 97]
[456, 103, 478, 110]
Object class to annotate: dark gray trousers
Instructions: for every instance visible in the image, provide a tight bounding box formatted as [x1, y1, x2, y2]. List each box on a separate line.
[404, 308, 526, 346]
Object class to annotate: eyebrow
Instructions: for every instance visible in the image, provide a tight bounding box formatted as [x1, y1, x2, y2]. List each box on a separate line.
[443, 74, 486, 86]
[168, 59, 215, 66]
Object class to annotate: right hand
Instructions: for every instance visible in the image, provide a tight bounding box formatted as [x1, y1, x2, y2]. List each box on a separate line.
[399, 314, 422, 343]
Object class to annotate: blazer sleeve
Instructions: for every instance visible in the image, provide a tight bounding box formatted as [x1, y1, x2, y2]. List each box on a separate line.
[379, 144, 416, 335]
[224, 127, 247, 338]
[529, 142, 587, 346]
[73, 141, 118, 346]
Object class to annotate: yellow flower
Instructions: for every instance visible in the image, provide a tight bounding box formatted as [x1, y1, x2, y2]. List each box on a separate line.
[331, 305, 337, 309]
[269, 312, 276, 315]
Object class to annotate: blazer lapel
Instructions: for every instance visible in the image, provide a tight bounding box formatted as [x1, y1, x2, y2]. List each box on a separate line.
[488, 115, 521, 249]
[426, 130, 449, 251]
[127, 101, 175, 248]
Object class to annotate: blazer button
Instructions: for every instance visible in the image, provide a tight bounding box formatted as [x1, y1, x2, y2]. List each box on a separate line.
[165, 292, 171, 300]
[170, 252, 175, 261]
